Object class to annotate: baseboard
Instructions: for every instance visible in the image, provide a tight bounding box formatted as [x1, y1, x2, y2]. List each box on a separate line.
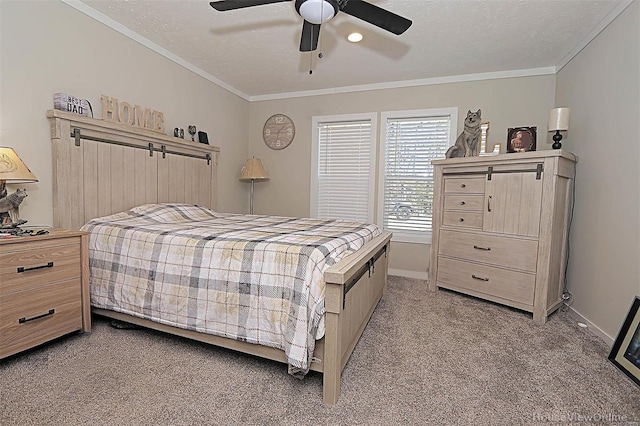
[565, 305, 615, 347]
[388, 269, 428, 280]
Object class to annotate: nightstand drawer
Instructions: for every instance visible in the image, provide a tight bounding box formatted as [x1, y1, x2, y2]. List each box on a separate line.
[438, 229, 538, 273]
[0, 278, 82, 358]
[444, 177, 485, 194]
[442, 211, 483, 228]
[0, 241, 80, 294]
[437, 257, 535, 305]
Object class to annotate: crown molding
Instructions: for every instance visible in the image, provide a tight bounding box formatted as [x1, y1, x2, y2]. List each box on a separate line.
[248, 67, 557, 101]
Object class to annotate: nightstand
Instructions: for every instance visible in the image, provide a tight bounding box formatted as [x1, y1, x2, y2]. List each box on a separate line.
[0, 229, 90, 359]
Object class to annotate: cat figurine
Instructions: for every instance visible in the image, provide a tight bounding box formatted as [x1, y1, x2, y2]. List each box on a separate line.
[0, 188, 28, 225]
[445, 109, 482, 158]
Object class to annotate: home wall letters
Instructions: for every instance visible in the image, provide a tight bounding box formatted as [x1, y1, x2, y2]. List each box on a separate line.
[100, 94, 165, 134]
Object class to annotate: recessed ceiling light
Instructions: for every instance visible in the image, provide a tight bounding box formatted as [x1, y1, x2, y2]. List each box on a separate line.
[347, 32, 363, 43]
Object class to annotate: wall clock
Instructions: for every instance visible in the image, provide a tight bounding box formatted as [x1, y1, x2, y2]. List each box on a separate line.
[263, 114, 295, 150]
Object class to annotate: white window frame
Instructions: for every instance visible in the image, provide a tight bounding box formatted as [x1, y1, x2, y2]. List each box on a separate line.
[310, 112, 378, 223]
[378, 107, 458, 244]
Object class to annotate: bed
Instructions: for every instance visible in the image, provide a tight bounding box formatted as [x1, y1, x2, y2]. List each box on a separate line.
[48, 109, 392, 405]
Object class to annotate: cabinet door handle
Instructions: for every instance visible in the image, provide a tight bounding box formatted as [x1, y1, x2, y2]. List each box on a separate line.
[17, 262, 54, 273]
[471, 275, 489, 282]
[487, 195, 492, 212]
[19, 309, 55, 324]
[473, 245, 491, 251]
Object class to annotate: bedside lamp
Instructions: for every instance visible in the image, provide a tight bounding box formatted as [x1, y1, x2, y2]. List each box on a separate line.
[549, 108, 570, 149]
[0, 147, 38, 228]
[239, 157, 269, 215]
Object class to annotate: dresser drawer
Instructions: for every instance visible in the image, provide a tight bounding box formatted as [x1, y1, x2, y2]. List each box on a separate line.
[0, 278, 82, 358]
[442, 211, 483, 229]
[443, 194, 485, 211]
[436, 257, 535, 305]
[0, 240, 81, 294]
[438, 229, 538, 273]
[444, 177, 485, 194]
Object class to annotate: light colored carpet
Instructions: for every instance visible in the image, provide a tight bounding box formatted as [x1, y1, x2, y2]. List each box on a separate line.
[1, 276, 638, 425]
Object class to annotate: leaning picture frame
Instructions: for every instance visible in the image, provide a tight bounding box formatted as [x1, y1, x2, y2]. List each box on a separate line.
[608, 296, 640, 388]
[506, 126, 537, 153]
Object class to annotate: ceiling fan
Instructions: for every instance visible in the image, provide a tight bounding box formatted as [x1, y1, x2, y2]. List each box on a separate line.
[209, 0, 412, 52]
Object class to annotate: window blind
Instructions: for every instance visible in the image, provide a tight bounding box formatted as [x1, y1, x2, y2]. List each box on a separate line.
[315, 119, 374, 222]
[382, 114, 452, 241]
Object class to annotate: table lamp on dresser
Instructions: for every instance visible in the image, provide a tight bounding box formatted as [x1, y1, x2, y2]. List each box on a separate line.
[549, 108, 570, 149]
[0, 146, 38, 228]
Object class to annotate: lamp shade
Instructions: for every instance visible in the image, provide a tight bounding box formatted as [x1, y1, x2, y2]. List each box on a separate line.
[239, 158, 269, 181]
[548, 108, 570, 131]
[0, 147, 38, 183]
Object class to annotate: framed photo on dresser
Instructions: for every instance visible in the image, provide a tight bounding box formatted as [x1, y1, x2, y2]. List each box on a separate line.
[608, 296, 640, 388]
[506, 127, 537, 153]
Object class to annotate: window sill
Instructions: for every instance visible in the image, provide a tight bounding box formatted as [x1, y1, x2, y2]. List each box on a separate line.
[388, 233, 431, 245]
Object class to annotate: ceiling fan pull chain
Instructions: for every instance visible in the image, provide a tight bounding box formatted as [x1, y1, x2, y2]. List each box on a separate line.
[309, 14, 319, 75]
[309, 41, 314, 74]
[317, 17, 323, 58]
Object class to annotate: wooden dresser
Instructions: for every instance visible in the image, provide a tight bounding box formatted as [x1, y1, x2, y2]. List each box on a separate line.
[429, 150, 577, 324]
[0, 230, 90, 358]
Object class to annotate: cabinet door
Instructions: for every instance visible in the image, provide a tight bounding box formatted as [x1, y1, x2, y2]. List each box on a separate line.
[483, 172, 542, 237]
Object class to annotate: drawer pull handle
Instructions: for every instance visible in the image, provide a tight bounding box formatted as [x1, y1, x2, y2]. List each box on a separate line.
[459, 218, 464, 222]
[19, 309, 55, 324]
[473, 245, 491, 251]
[17, 262, 54, 273]
[460, 201, 466, 205]
[471, 275, 489, 282]
[460, 183, 466, 188]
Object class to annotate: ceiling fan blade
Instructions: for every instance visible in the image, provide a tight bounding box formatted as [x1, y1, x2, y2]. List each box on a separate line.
[300, 20, 321, 52]
[209, 0, 290, 12]
[341, 0, 412, 35]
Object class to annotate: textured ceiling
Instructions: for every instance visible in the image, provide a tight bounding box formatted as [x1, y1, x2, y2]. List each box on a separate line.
[71, 0, 629, 100]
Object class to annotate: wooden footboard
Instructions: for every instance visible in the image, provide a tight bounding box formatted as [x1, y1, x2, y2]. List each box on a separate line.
[322, 230, 392, 404]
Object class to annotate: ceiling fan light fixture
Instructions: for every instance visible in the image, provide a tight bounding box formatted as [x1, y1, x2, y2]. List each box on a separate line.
[347, 32, 363, 43]
[296, 0, 339, 25]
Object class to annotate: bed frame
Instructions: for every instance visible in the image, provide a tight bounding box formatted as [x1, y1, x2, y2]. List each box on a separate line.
[48, 109, 392, 405]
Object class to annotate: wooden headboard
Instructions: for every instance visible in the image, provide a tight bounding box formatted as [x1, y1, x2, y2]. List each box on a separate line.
[48, 109, 220, 230]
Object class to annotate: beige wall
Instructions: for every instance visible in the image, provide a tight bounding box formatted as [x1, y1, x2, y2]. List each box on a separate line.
[555, 1, 639, 340]
[248, 76, 556, 276]
[0, 0, 250, 226]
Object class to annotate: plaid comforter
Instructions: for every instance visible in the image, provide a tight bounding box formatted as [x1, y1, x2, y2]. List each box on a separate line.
[81, 204, 381, 373]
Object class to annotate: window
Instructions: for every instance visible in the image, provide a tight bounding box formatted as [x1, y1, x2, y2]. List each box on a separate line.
[379, 108, 457, 243]
[310, 113, 377, 223]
